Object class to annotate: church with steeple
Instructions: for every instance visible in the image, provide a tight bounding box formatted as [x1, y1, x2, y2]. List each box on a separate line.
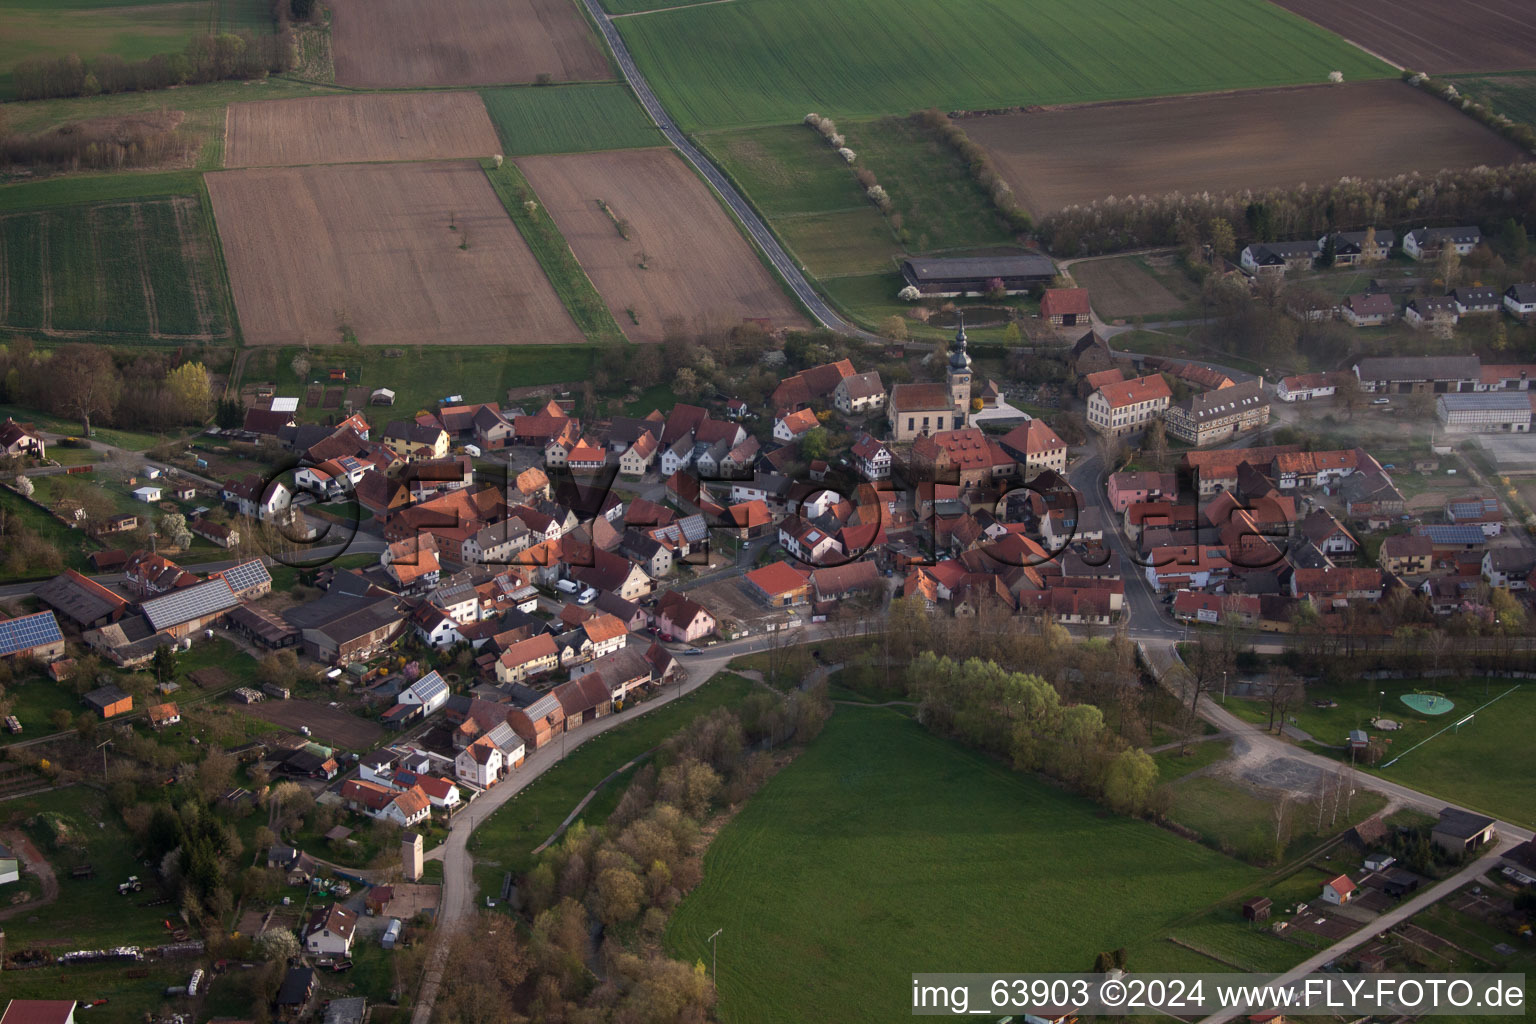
[886, 315, 974, 442]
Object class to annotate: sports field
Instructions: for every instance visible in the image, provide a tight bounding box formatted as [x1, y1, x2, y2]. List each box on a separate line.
[481, 84, 661, 156]
[666, 708, 1261, 1023]
[0, 196, 230, 338]
[223, 92, 501, 167]
[207, 160, 585, 346]
[1269, 0, 1536, 74]
[517, 148, 805, 342]
[617, 0, 1392, 130]
[328, 0, 611, 88]
[1228, 678, 1534, 828]
[967, 81, 1527, 215]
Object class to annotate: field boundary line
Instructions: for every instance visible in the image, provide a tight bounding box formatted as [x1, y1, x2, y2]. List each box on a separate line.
[610, 0, 736, 17]
[130, 202, 160, 336]
[38, 211, 51, 333]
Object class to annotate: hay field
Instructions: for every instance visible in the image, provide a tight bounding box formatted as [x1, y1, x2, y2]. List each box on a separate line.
[329, 0, 610, 88]
[967, 81, 1528, 215]
[223, 92, 500, 167]
[206, 161, 584, 346]
[518, 148, 804, 343]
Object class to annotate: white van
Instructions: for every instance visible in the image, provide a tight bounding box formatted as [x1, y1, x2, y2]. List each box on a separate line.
[577, 587, 598, 605]
[555, 579, 580, 595]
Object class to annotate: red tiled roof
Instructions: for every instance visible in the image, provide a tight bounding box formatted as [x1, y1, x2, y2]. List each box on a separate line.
[1040, 288, 1090, 318]
[1096, 374, 1171, 409]
[745, 561, 809, 596]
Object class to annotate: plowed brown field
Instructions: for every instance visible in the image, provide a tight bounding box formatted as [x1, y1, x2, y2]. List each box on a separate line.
[329, 0, 610, 88]
[518, 148, 805, 343]
[224, 92, 500, 167]
[1269, 0, 1536, 74]
[207, 161, 584, 347]
[967, 81, 1528, 215]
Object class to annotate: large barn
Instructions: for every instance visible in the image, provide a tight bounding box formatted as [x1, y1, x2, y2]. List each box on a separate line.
[900, 254, 1056, 297]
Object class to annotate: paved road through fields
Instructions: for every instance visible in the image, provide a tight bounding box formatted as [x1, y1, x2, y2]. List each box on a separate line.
[575, 0, 880, 342]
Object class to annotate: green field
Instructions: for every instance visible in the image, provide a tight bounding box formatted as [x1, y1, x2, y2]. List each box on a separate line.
[0, 786, 179, 948]
[244, 343, 603, 421]
[212, 0, 273, 34]
[666, 707, 1262, 1023]
[483, 158, 628, 345]
[1227, 678, 1535, 828]
[1, 196, 230, 338]
[473, 673, 757, 889]
[1447, 71, 1536, 130]
[602, 0, 720, 14]
[480, 84, 662, 155]
[0, 488, 101, 573]
[617, 0, 1392, 131]
[0, 0, 212, 98]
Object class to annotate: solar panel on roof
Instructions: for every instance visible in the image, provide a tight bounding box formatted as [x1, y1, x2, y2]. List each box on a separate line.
[0, 611, 63, 657]
[411, 671, 447, 702]
[216, 559, 271, 595]
[142, 579, 239, 631]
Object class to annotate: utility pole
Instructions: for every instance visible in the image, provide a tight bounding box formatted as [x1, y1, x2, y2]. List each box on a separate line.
[707, 928, 722, 988]
[95, 738, 111, 780]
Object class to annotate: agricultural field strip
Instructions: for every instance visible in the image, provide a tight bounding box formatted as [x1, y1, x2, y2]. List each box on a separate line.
[615, 0, 1393, 131]
[206, 160, 586, 347]
[327, 0, 611, 89]
[965, 81, 1528, 216]
[0, 196, 227, 338]
[1267, 0, 1536, 74]
[516, 147, 805, 343]
[223, 91, 501, 167]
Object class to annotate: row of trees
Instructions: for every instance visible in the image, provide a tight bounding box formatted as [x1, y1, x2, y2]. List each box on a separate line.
[914, 108, 1033, 233]
[0, 340, 214, 435]
[1042, 163, 1536, 256]
[13, 31, 293, 102]
[0, 111, 196, 173]
[907, 652, 1160, 815]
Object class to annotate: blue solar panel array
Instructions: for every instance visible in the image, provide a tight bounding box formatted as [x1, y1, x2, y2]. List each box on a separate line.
[0, 611, 63, 657]
[216, 559, 272, 594]
[409, 670, 448, 704]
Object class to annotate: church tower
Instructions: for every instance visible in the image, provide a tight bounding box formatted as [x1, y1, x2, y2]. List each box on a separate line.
[947, 313, 972, 428]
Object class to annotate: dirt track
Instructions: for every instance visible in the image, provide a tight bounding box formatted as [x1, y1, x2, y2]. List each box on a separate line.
[238, 698, 383, 750]
[1269, 0, 1536, 73]
[968, 81, 1528, 215]
[518, 148, 805, 343]
[224, 93, 500, 168]
[206, 161, 585, 347]
[329, 0, 610, 88]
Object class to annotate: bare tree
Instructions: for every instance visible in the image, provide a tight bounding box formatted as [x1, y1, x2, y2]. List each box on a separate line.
[49, 344, 120, 437]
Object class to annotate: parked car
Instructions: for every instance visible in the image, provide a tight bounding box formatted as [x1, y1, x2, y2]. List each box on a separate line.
[684, 648, 703, 655]
[1370, 397, 1390, 405]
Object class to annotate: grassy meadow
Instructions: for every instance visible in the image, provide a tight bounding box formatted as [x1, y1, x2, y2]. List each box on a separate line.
[481, 84, 662, 155]
[617, 0, 1392, 130]
[1448, 71, 1536, 130]
[0, 0, 211, 99]
[666, 707, 1265, 1024]
[243, 343, 602, 421]
[472, 673, 757, 890]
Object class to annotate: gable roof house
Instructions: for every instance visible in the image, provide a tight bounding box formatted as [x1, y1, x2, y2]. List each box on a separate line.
[282, 588, 404, 666]
[1353, 356, 1480, 394]
[1040, 287, 1091, 326]
[37, 570, 129, 628]
[745, 561, 811, 607]
[0, 611, 66, 663]
[495, 633, 560, 683]
[304, 903, 358, 956]
[1164, 378, 1269, 446]
[569, 644, 654, 701]
[1340, 292, 1396, 327]
[0, 418, 45, 459]
[1240, 240, 1317, 276]
[1404, 225, 1482, 260]
[833, 371, 886, 415]
[655, 590, 716, 642]
[506, 693, 566, 749]
[1325, 228, 1392, 265]
[997, 419, 1068, 476]
[773, 407, 820, 443]
[1504, 283, 1536, 321]
[455, 736, 505, 788]
[382, 420, 450, 462]
[1086, 374, 1171, 438]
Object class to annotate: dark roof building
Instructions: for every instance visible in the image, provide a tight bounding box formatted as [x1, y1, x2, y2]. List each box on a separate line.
[900, 254, 1055, 296]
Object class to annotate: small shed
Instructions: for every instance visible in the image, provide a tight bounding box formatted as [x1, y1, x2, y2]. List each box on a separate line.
[371, 388, 397, 406]
[133, 485, 163, 503]
[1363, 851, 1395, 872]
[381, 917, 402, 949]
[1348, 729, 1369, 752]
[1321, 874, 1356, 905]
[365, 884, 394, 916]
[174, 485, 197, 501]
[1241, 896, 1272, 922]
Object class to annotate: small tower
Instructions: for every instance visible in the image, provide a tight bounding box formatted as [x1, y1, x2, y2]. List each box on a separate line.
[947, 313, 973, 428]
[402, 831, 424, 882]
